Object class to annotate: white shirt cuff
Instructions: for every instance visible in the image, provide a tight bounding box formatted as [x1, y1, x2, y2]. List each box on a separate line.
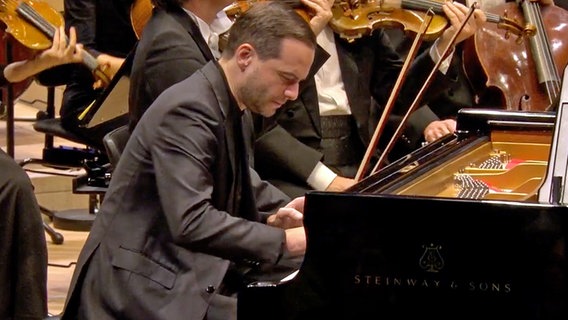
[307, 161, 338, 191]
[429, 39, 453, 75]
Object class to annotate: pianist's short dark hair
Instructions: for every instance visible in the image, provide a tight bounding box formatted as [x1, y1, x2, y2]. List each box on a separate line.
[221, 1, 316, 60]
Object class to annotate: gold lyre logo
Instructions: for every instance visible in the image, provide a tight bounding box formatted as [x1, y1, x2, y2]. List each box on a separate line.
[419, 243, 444, 273]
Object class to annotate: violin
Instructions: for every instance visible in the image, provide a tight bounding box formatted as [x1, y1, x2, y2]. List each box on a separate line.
[331, 0, 533, 42]
[0, 0, 112, 88]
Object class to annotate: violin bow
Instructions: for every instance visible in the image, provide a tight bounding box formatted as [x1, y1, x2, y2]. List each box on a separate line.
[369, 3, 479, 176]
[354, 9, 436, 182]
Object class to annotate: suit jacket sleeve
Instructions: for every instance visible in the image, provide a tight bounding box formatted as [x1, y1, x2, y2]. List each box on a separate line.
[386, 104, 440, 153]
[255, 125, 323, 183]
[249, 167, 291, 223]
[140, 24, 210, 111]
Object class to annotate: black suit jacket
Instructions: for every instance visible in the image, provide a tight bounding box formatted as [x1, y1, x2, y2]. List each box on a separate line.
[128, 6, 215, 132]
[0, 148, 47, 320]
[254, 29, 458, 192]
[385, 42, 476, 159]
[61, 62, 290, 320]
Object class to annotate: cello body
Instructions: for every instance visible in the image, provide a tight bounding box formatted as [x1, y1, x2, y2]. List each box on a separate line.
[463, 2, 568, 111]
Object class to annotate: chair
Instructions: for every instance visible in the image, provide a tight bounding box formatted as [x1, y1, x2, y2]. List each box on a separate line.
[20, 86, 112, 233]
[103, 125, 130, 168]
[24, 49, 133, 233]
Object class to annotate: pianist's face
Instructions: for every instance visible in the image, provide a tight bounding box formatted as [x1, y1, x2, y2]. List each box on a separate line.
[236, 38, 314, 117]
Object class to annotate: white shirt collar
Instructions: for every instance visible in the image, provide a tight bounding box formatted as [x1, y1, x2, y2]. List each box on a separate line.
[182, 9, 232, 59]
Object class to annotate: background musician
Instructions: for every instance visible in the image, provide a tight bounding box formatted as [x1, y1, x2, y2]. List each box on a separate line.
[128, 0, 335, 133]
[253, 0, 487, 198]
[0, 26, 83, 320]
[60, 3, 313, 319]
[39, 0, 138, 150]
[128, 0, 234, 132]
[386, 0, 566, 160]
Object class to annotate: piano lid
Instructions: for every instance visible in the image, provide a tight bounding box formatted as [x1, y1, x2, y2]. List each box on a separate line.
[538, 63, 568, 204]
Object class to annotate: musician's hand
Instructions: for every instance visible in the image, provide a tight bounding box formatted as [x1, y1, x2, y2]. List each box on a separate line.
[38, 26, 83, 69]
[267, 197, 305, 229]
[285, 227, 306, 256]
[3, 26, 83, 83]
[436, 1, 486, 53]
[285, 196, 305, 213]
[96, 54, 125, 80]
[540, 0, 555, 5]
[325, 176, 356, 192]
[423, 119, 456, 143]
[301, 0, 334, 35]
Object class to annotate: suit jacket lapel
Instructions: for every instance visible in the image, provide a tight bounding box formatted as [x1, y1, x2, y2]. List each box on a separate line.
[308, 45, 330, 136]
[202, 61, 259, 219]
[202, 62, 240, 213]
[335, 35, 369, 129]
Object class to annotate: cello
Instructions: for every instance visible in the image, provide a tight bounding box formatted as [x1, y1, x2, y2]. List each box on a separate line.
[463, 0, 568, 111]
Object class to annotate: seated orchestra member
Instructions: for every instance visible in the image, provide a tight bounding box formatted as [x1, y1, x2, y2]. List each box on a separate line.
[0, 26, 83, 320]
[38, 0, 138, 150]
[252, 0, 487, 198]
[381, 27, 476, 160]
[59, 3, 314, 320]
[385, 0, 564, 159]
[128, 0, 234, 132]
[128, 0, 333, 168]
[0, 148, 49, 320]
[128, 0, 333, 133]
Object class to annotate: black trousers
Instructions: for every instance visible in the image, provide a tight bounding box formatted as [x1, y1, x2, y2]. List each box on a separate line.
[0, 148, 48, 320]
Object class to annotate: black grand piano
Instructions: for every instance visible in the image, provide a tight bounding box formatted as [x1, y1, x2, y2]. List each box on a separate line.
[237, 77, 568, 318]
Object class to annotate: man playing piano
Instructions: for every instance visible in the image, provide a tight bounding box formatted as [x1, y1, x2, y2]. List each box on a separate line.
[59, 3, 315, 320]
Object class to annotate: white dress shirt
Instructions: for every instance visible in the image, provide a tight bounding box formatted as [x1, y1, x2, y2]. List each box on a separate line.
[307, 25, 452, 191]
[183, 9, 232, 59]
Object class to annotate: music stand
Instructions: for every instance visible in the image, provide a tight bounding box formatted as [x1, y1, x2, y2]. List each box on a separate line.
[49, 49, 134, 231]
